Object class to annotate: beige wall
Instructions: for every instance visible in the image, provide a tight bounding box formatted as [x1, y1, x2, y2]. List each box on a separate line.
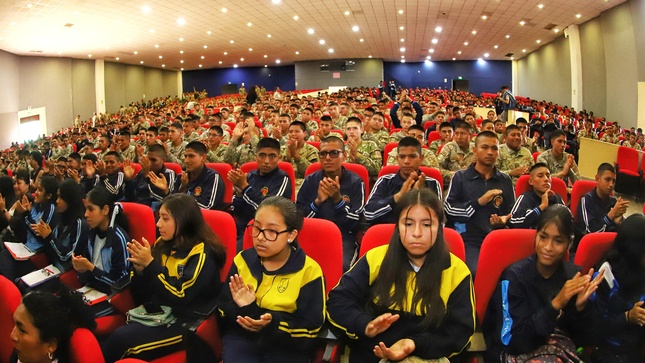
[105, 62, 179, 113]
[71, 59, 96, 122]
[0, 50, 21, 148]
[580, 18, 607, 117]
[516, 36, 572, 107]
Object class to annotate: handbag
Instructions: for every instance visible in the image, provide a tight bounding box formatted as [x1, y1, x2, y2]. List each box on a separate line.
[127, 305, 177, 327]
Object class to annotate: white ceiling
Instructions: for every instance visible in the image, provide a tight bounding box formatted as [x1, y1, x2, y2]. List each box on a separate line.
[0, 0, 626, 71]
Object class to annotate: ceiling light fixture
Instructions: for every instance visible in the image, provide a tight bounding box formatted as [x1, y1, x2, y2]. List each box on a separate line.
[400, 38, 404, 42]
[319, 39, 325, 44]
[429, 49, 434, 53]
[180, 50, 184, 54]
[295, 51, 300, 54]
[221, 7, 227, 12]
[248, 48, 253, 51]
[133, 51, 138, 55]
[241, 58, 244, 61]
[293, 15, 299, 20]
[399, 26, 404, 30]
[140, 61, 144, 64]
[401, 60, 405, 63]
[180, 60, 184, 63]
[484, 53, 489, 57]
[154, 44, 159, 48]
[307, 28, 314, 34]
[328, 48, 334, 53]
[224, 52, 228, 55]
[576, 14, 582, 19]
[519, 20, 526, 26]
[522, 49, 527, 52]
[398, 9, 403, 14]
[481, 15, 488, 20]
[554, 28, 560, 33]
[352, 25, 359, 32]
[247, 22, 252, 26]
[179, 37, 184, 42]
[359, 38, 364, 42]
[494, 45, 499, 49]
[538, 4, 544, 9]
[431, 38, 438, 44]
[457, 51, 462, 54]
[276, 59, 281, 64]
[452, 57, 456, 61]
[207, 30, 212, 35]
[181, 68, 184, 71]
[230, 40, 235, 43]
[368, 55, 372, 58]
[464, 41, 469, 46]
[344, 11, 350, 16]
[199, 64, 202, 68]
[272, 0, 281, 4]
[177, 18, 186, 26]
[159, 55, 163, 59]
[267, 34, 271, 38]
[233, 64, 238, 68]
[506, 34, 511, 39]
[203, 45, 208, 49]
[141, 5, 151, 13]
[88, 54, 92, 57]
[201, 55, 205, 59]
[219, 61, 223, 64]
[472, 30, 477, 35]
[161, 64, 165, 67]
[435, 26, 442, 32]
[400, 47, 405, 52]
[536, 39, 541, 44]
[264, 54, 267, 58]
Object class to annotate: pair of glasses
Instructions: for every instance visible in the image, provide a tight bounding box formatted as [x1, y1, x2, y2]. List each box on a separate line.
[318, 150, 343, 159]
[246, 224, 290, 242]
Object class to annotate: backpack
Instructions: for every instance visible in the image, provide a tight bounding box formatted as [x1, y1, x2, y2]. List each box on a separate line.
[505, 91, 517, 110]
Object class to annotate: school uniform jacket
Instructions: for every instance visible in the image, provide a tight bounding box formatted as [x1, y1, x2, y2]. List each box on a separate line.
[80, 226, 130, 292]
[218, 244, 326, 354]
[99, 171, 126, 201]
[231, 167, 292, 237]
[20, 201, 59, 252]
[175, 166, 224, 210]
[508, 190, 564, 229]
[44, 218, 89, 271]
[131, 240, 222, 320]
[576, 190, 618, 234]
[364, 171, 441, 225]
[125, 166, 177, 206]
[296, 168, 365, 240]
[327, 245, 475, 362]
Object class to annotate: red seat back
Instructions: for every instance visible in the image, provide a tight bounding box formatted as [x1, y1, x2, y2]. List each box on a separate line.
[205, 163, 233, 204]
[0, 276, 21, 363]
[201, 210, 237, 280]
[119, 202, 156, 243]
[306, 141, 320, 150]
[244, 218, 343, 295]
[69, 328, 105, 363]
[239, 162, 296, 201]
[358, 224, 465, 262]
[573, 232, 616, 274]
[515, 174, 568, 204]
[428, 131, 441, 143]
[377, 165, 443, 192]
[383, 142, 399, 166]
[473, 229, 536, 325]
[616, 146, 640, 174]
[164, 162, 183, 175]
[570, 180, 597, 223]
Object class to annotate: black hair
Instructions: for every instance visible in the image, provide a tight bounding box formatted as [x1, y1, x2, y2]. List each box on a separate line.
[475, 131, 498, 145]
[516, 117, 528, 125]
[209, 126, 223, 136]
[82, 153, 98, 163]
[597, 162, 615, 175]
[186, 141, 207, 155]
[0, 175, 16, 209]
[155, 194, 226, 268]
[147, 126, 159, 135]
[68, 152, 81, 163]
[39, 176, 59, 203]
[105, 151, 122, 161]
[505, 124, 520, 134]
[455, 121, 471, 132]
[289, 120, 306, 132]
[536, 204, 574, 246]
[119, 130, 131, 139]
[408, 124, 424, 133]
[57, 179, 86, 229]
[550, 129, 566, 141]
[346, 116, 362, 126]
[604, 214, 645, 298]
[147, 143, 166, 158]
[257, 196, 304, 232]
[256, 137, 281, 152]
[370, 189, 449, 329]
[169, 122, 183, 131]
[398, 136, 422, 155]
[320, 115, 332, 123]
[30, 151, 44, 167]
[21, 287, 96, 362]
[85, 187, 128, 231]
[439, 122, 452, 130]
[529, 162, 549, 174]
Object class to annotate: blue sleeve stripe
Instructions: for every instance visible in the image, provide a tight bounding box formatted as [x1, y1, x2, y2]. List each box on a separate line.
[500, 280, 513, 346]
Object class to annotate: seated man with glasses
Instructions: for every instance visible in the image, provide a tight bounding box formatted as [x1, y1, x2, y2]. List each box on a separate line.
[296, 136, 366, 271]
[228, 138, 293, 250]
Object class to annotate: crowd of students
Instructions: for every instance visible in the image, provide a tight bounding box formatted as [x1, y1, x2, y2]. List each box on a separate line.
[0, 85, 643, 362]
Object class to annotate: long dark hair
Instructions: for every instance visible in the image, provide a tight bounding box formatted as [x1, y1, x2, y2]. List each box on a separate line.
[58, 179, 85, 228]
[21, 286, 96, 362]
[0, 175, 16, 209]
[153, 194, 225, 267]
[38, 176, 59, 205]
[370, 189, 449, 329]
[85, 187, 128, 231]
[604, 214, 645, 298]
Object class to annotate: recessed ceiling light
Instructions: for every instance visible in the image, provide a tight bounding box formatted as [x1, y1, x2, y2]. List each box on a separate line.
[241, 58, 244, 61]
[478, 58, 483, 61]
[401, 55, 405, 58]
[141, 5, 151, 13]
[27, 3, 33, 8]
[319, 39, 325, 44]
[431, 38, 438, 44]
[519, 20, 526, 26]
[400, 38, 404, 42]
[247, 22, 252, 27]
[510, 56, 515, 60]
[538, 4, 544, 9]
[154, 44, 159, 48]
[536, 39, 541, 44]
[180, 60, 184, 63]
[457, 51, 462, 54]
[201, 55, 205, 59]
[295, 51, 300, 54]
[199, 64, 202, 68]
[484, 53, 489, 57]
[398, 9, 404, 14]
[233, 64, 238, 68]
[272, 0, 281, 4]
[522, 49, 527, 53]
[161, 64, 165, 67]
[328, 48, 334, 53]
[267, 34, 271, 38]
[88, 54, 92, 57]
[506, 34, 511, 39]
[264, 65, 268, 67]
[554, 28, 560, 33]
[399, 26, 404, 30]
[115, 57, 119, 60]
[293, 15, 299, 20]
[159, 55, 163, 59]
[264, 54, 267, 58]
[401, 59, 405, 63]
[248, 48, 253, 51]
[230, 40, 235, 43]
[435, 26, 442, 32]
[426, 56, 431, 60]
[425, 60, 431, 65]
[207, 30, 212, 35]
[368, 55, 372, 58]
[219, 61, 223, 64]
[464, 41, 469, 46]
[203, 45, 208, 49]
[149, 29, 155, 33]
[400, 47, 405, 52]
[180, 68, 184, 71]
[307, 28, 314, 35]
[481, 15, 488, 20]
[429, 49, 435, 53]
[472, 30, 477, 35]
[224, 52, 228, 55]
[494, 45, 499, 49]
[576, 14, 582, 19]
[179, 37, 184, 42]
[221, 7, 227, 13]
[452, 57, 456, 61]
[176, 18, 186, 26]
[359, 38, 364, 42]
[133, 51, 138, 55]
[140, 61, 144, 64]
[180, 50, 184, 54]
[344, 11, 350, 16]
[352, 25, 359, 32]
[276, 59, 281, 64]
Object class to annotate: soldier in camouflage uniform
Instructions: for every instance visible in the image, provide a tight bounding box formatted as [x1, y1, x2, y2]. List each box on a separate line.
[386, 124, 440, 169]
[166, 122, 187, 168]
[621, 132, 641, 150]
[437, 121, 475, 186]
[516, 118, 537, 152]
[205, 126, 228, 163]
[576, 119, 598, 143]
[599, 124, 619, 144]
[224, 125, 260, 168]
[362, 112, 390, 151]
[117, 131, 137, 162]
[344, 117, 382, 177]
[429, 122, 454, 155]
[496, 125, 535, 185]
[536, 130, 581, 185]
[281, 121, 319, 189]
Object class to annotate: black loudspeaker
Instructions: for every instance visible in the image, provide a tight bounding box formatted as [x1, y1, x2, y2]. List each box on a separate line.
[221, 84, 238, 95]
[452, 79, 470, 92]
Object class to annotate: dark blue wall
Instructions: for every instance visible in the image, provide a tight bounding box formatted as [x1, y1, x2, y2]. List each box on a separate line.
[383, 60, 512, 96]
[182, 65, 295, 97]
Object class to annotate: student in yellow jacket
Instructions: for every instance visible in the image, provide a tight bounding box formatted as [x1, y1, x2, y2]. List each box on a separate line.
[218, 196, 326, 362]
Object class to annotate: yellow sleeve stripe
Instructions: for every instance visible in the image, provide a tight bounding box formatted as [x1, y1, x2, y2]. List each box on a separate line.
[277, 326, 321, 338]
[326, 315, 358, 340]
[157, 251, 206, 298]
[277, 322, 322, 334]
[124, 334, 183, 356]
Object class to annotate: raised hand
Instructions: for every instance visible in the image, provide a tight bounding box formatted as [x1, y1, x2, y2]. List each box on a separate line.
[229, 274, 257, 307]
[123, 160, 136, 180]
[95, 160, 106, 176]
[365, 312, 400, 338]
[552, 272, 590, 310]
[147, 171, 169, 194]
[126, 238, 153, 273]
[71, 252, 94, 273]
[575, 268, 605, 311]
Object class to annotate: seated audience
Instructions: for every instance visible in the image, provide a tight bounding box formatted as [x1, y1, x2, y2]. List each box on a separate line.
[496, 124, 534, 185]
[344, 116, 382, 178]
[177, 141, 225, 210]
[537, 130, 581, 185]
[437, 121, 475, 186]
[509, 163, 565, 229]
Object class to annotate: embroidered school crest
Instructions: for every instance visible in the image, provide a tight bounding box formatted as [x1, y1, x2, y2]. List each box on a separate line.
[493, 195, 504, 208]
[342, 195, 350, 203]
[277, 278, 289, 293]
[261, 186, 269, 197]
[177, 264, 185, 277]
[194, 186, 202, 197]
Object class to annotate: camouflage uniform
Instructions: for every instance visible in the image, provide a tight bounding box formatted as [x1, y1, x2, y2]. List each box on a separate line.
[536, 149, 580, 185]
[386, 148, 440, 169]
[621, 140, 641, 150]
[521, 137, 535, 152]
[496, 144, 535, 185]
[224, 136, 259, 168]
[51, 146, 67, 160]
[96, 149, 110, 161]
[183, 131, 201, 143]
[437, 141, 475, 186]
[363, 130, 389, 151]
[332, 116, 348, 131]
[600, 134, 619, 144]
[206, 144, 228, 163]
[167, 141, 187, 168]
[346, 139, 382, 177]
[576, 128, 598, 143]
[429, 140, 446, 155]
[306, 120, 319, 135]
[119, 145, 137, 162]
[389, 131, 407, 143]
[281, 142, 319, 189]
